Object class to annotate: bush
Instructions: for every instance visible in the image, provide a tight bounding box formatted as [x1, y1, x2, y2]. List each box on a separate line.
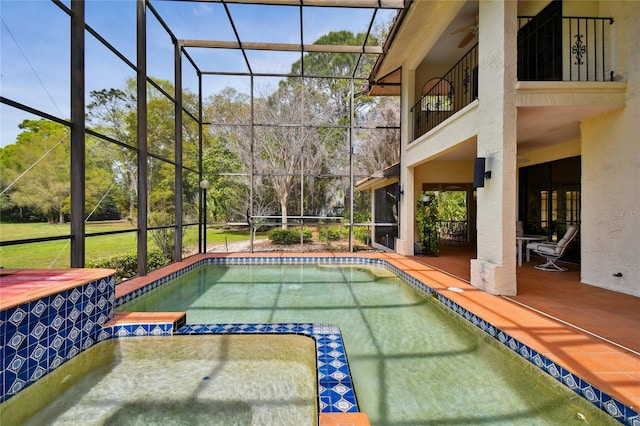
[87, 250, 170, 281]
[353, 226, 371, 244]
[269, 227, 312, 245]
[318, 225, 348, 242]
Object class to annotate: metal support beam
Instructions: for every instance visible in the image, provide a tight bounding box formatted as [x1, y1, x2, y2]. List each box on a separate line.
[70, 0, 85, 268]
[179, 40, 383, 54]
[249, 75, 255, 253]
[349, 78, 355, 252]
[174, 42, 184, 261]
[193, 0, 405, 8]
[137, 0, 148, 276]
[198, 73, 204, 253]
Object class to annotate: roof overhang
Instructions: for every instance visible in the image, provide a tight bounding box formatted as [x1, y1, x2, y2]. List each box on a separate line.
[355, 162, 400, 191]
[367, 68, 401, 96]
[366, 0, 469, 96]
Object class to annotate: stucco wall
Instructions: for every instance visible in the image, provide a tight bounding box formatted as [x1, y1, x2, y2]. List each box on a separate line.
[582, 110, 639, 296]
[414, 160, 475, 184]
[580, 0, 640, 297]
[518, 139, 581, 167]
[470, 0, 519, 295]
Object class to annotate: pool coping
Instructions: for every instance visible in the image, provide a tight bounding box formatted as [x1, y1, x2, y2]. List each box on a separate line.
[112, 253, 638, 425]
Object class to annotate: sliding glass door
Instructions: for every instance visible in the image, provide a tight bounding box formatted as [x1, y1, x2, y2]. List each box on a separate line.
[519, 156, 580, 262]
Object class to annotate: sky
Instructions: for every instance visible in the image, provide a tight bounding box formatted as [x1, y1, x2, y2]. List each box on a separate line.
[0, 0, 395, 147]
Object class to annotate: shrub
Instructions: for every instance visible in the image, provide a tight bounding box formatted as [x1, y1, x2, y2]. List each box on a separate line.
[353, 226, 371, 244]
[318, 225, 348, 242]
[87, 250, 170, 282]
[269, 227, 312, 245]
[148, 212, 183, 261]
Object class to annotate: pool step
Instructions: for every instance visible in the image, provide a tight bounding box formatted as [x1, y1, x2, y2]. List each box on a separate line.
[320, 412, 370, 426]
[104, 311, 186, 331]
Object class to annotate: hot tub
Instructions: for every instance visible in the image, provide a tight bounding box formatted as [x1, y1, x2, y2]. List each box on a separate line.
[1, 334, 317, 425]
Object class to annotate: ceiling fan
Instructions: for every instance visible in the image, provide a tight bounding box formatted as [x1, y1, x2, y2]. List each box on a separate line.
[450, 15, 478, 48]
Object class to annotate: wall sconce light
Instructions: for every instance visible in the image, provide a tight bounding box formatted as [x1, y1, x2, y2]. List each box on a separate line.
[473, 157, 491, 188]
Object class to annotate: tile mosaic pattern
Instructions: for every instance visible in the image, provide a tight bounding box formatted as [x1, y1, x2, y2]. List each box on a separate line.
[0, 275, 115, 402]
[176, 322, 358, 413]
[106, 322, 175, 338]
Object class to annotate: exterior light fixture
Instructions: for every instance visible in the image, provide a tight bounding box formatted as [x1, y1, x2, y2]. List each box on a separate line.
[473, 157, 491, 188]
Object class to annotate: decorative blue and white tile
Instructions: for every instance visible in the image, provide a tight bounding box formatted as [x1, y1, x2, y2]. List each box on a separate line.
[601, 394, 625, 421]
[561, 370, 580, 392]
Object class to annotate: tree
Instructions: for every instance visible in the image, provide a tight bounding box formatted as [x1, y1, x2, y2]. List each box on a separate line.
[3, 120, 71, 223]
[203, 87, 256, 223]
[292, 31, 378, 122]
[87, 79, 203, 222]
[87, 87, 138, 219]
[416, 191, 439, 255]
[252, 79, 333, 228]
[238, 31, 381, 228]
[354, 96, 400, 176]
[2, 119, 114, 224]
[437, 191, 467, 222]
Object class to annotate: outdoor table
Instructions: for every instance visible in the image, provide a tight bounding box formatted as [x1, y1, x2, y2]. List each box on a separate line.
[516, 235, 548, 266]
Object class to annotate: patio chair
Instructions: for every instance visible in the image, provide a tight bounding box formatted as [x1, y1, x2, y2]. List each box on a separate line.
[527, 224, 579, 271]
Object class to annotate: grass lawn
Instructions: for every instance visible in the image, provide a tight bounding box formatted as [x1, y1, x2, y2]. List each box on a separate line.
[0, 221, 256, 269]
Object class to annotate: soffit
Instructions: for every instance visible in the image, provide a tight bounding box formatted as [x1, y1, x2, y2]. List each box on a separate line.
[372, 1, 466, 80]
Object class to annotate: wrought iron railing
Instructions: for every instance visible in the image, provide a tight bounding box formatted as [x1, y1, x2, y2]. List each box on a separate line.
[411, 44, 478, 141]
[518, 16, 614, 82]
[410, 16, 614, 142]
[437, 219, 468, 245]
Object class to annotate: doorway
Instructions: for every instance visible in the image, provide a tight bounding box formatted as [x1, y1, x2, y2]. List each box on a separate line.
[421, 183, 476, 246]
[517, 0, 563, 81]
[518, 156, 581, 262]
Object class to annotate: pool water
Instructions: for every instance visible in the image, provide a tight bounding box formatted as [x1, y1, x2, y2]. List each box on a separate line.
[119, 264, 618, 425]
[1, 335, 317, 426]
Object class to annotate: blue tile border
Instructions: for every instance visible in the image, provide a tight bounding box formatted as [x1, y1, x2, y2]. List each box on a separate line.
[114, 256, 636, 424]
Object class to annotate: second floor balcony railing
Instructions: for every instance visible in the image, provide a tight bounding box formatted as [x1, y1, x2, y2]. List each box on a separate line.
[518, 16, 614, 82]
[411, 43, 478, 141]
[411, 16, 614, 142]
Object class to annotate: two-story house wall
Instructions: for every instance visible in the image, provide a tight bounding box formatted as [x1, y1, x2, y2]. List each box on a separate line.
[366, 0, 638, 297]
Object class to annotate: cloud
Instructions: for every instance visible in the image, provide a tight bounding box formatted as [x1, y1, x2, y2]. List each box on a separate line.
[192, 3, 214, 18]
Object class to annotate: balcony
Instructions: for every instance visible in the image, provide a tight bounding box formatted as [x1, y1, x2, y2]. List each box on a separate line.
[410, 15, 616, 143]
[411, 44, 478, 141]
[518, 16, 615, 82]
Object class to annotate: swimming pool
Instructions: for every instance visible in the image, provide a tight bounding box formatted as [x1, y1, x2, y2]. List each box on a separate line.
[1, 335, 317, 425]
[118, 263, 619, 425]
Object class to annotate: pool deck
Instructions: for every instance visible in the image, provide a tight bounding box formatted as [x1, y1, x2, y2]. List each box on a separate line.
[2, 251, 638, 426]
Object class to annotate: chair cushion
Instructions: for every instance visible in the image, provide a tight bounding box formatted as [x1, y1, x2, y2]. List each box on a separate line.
[536, 244, 559, 255]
